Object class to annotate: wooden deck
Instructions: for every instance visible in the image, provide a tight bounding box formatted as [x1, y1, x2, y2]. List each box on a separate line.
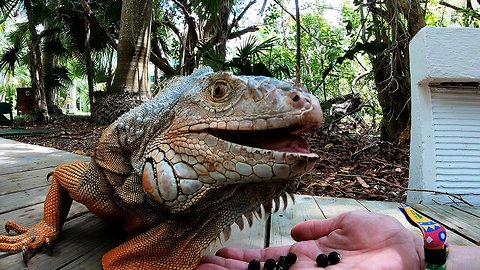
[1, 138, 479, 269]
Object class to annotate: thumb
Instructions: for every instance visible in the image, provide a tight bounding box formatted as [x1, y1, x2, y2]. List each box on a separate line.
[290, 217, 339, 242]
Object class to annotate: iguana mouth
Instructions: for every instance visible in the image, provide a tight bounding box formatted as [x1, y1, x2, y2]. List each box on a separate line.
[206, 128, 312, 155]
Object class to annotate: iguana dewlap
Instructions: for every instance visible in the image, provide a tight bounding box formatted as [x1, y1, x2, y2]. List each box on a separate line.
[0, 67, 323, 269]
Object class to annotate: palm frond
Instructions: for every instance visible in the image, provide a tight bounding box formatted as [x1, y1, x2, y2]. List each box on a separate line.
[0, 46, 19, 74]
[30, 0, 52, 25]
[0, 38, 23, 75]
[192, 0, 227, 24]
[0, 0, 21, 23]
[44, 65, 72, 89]
[42, 38, 69, 60]
[236, 35, 277, 60]
[7, 21, 28, 45]
[198, 42, 226, 71]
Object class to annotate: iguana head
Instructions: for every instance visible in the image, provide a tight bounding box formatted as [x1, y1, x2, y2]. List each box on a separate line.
[136, 67, 323, 213]
[97, 67, 323, 266]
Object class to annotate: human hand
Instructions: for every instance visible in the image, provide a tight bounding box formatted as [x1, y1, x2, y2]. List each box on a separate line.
[197, 211, 424, 269]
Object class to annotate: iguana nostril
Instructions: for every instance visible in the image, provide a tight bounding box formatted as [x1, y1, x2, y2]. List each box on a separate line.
[292, 95, 300, 102]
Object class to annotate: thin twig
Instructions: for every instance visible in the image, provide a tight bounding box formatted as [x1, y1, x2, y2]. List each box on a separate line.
[336, 173, 474, 206]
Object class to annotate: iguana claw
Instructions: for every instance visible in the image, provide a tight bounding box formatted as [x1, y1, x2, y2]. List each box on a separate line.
[22, 246, 28, 267]
[46, 241, 54, 256]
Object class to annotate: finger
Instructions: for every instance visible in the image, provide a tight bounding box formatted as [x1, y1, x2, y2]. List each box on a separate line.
[214, 245, 293, 261]
[199, 255, 248, 269]
[196, 263, 229, 270]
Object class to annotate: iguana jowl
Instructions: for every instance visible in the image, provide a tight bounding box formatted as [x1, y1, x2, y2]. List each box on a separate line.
[0, 67, 323, 269]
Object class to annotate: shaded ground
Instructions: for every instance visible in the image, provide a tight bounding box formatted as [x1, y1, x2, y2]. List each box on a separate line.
[2, 115, 409, 202]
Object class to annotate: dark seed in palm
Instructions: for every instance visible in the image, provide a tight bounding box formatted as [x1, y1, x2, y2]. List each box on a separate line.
[286, 252, 297, 265]
[328, 251, 341, 265]
[316, 253, 328, 268]
[264, 258, 277, 270]
[248, 259, 261, 270]
[275, 261, 289, 270]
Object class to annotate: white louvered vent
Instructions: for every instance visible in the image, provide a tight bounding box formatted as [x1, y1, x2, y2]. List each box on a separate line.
[431, 88, 480, 194]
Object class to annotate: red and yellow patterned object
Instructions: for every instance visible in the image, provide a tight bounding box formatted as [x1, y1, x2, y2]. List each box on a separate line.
[399, 204, 448, 269]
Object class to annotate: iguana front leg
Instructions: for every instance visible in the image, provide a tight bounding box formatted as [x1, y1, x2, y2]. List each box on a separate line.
[102, 219, 220, 270]
[0, 162, 87, 261]
[102, 183, 282, 270]
[0, 161, 123, 264]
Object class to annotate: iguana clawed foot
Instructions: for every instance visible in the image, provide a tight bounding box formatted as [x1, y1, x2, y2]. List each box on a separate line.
[1, 220, 58, 266]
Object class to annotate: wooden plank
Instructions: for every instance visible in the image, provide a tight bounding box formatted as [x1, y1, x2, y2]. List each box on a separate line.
[358, 200, 418, 229]
[452, 205, 480, 219]
[0, 168, 52, 196]
[0, 186, 49, 214]
[0, 213, 119, 270]
[314, 196, 368, 218]
[60, 236, 122, 270]
[0, 138, 88, 175]
[0, 201, 89, 229]
[413, 204, 480, 245]
[359, 200, 475, 246]
[269, 195, 325, 247]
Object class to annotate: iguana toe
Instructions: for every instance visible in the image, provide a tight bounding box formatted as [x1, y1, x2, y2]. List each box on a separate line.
[5, 220, 28, 235]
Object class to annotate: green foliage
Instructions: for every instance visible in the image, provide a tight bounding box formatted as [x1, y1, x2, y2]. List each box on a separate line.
[14, 109, 46, 126]
[425, 0, 480, 27]
[202, 35, 276, 76]
[322, 41, 387, 80]
[257, 1, 364, 101]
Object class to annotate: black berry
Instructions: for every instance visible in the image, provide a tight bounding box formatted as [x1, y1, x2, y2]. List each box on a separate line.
[275, 261, 289, 270]
[328, 251, 341, 265]
[248, 259, 261, 270]
[278, 255, 287, 263]
[316, 253, 328, 268]
[285, 252, 297, 265]
[264, 258, 277, 270]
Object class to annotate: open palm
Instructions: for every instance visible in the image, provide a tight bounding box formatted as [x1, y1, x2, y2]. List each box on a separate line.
[197, 211, 424, 270]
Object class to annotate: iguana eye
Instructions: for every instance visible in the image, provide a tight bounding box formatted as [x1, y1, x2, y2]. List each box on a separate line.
[211, 81, 230, 102]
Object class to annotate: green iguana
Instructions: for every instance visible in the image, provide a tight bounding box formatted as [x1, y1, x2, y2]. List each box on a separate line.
[0, 67, 323, 269]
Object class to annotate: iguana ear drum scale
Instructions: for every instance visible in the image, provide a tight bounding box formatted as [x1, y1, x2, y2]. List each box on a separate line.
[1, 67, 323, 270]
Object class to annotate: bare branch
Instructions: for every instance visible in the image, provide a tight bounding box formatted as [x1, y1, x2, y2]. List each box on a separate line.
[161, 18, 181, 40]
[228, 26, 259, 39]
[150, 53, 177, 75]
[439, 1, 480, 19]
[171, 0, 190, 18]
[229, 0, 257, 33]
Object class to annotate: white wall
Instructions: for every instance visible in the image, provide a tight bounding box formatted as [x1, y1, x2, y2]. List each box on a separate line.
[408, 26, 480, 206]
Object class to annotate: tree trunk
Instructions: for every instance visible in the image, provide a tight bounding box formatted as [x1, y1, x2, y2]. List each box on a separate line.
[110, 0, 153, 99]
[92, 0, 153, 124]
[294, 0, 301, 84]
[369, 0, 425, 142]
[24, 0, 48, 120]
[84, 15, 95, 112]
[216, 0, 231, 60]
